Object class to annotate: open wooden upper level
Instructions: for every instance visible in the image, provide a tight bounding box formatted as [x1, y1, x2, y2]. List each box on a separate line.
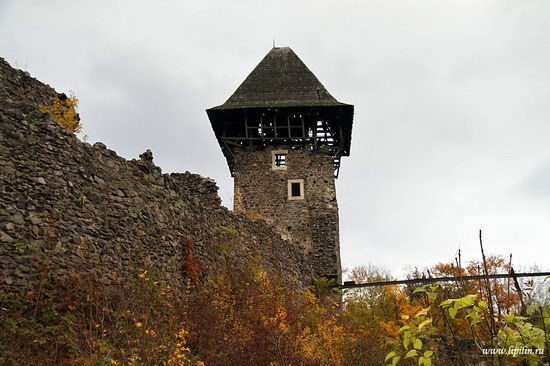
[206, 47, 354, 177]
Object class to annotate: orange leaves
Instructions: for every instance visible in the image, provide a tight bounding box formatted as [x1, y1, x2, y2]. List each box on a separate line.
[298, 316, 348, 366]
[0, 266, 206, 365]
[181, 238, 202, 284]
[260, 304, 290, 334]
[380, 319, 400, 339]
[3, 251, 546, 365]
[26, 290, 37, 301]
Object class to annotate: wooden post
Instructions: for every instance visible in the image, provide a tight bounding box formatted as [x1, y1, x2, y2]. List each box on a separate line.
[287, 115, 291, 139]
[479, 230, 497, 342]
[511, 267, 526, 315]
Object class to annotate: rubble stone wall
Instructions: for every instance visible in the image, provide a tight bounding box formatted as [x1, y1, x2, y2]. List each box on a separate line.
[233, 147, 341, 283]
[0, 58, 313, 292]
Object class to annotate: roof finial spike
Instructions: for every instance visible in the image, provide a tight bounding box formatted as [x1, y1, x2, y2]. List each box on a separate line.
[273, 38, 275, 48]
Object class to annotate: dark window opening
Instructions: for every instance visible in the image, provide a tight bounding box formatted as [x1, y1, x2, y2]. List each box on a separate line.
[288, 179, 304, 200]
[291, 182, 301, 197]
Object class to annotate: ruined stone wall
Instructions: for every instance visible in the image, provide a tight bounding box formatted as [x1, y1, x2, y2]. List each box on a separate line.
[170, 172, 221, 208]
[233, 147, 341, 283]
[0, 58, 313, 292]
[0, 58, 56, 112]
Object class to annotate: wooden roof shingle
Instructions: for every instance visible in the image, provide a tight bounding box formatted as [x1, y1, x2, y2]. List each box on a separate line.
[209, 47, 349, 110]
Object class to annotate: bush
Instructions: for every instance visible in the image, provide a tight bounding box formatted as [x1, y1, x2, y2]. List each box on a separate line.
[38, 92, 82, 134]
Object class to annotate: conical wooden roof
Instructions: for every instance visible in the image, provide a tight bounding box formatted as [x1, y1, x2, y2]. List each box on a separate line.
[209, 47, 349, 109]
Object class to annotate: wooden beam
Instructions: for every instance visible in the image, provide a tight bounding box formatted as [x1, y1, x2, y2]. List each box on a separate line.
[221, 139, 245, 148]
[341, 272, 550, 289]
[288, 115, 291, 138]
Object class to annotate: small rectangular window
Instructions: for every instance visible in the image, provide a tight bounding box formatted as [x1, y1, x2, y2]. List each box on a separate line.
[272, 149, 288, 170]
[291, 182, 301, 196]
[288, 179, 304, 200]
[275, 154, 286, 167]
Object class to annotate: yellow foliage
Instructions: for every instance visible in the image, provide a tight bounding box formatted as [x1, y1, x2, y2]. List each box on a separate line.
[166, 328, 193, 366]
[38, 92, 82, 133]
[297, 316, 348, 366]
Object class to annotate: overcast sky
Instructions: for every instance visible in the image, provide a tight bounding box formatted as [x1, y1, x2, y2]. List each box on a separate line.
[1, 0, 549, 278]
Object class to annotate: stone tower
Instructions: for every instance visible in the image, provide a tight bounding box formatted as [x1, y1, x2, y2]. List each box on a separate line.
[206, 47, 354, 284]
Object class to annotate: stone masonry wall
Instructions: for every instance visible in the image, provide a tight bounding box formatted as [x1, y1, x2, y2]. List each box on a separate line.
[233, 147, 341, 283]
[0, 57, 313, 292]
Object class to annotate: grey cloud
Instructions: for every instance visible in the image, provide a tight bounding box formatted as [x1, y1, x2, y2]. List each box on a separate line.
[519, 159, 550, 201]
